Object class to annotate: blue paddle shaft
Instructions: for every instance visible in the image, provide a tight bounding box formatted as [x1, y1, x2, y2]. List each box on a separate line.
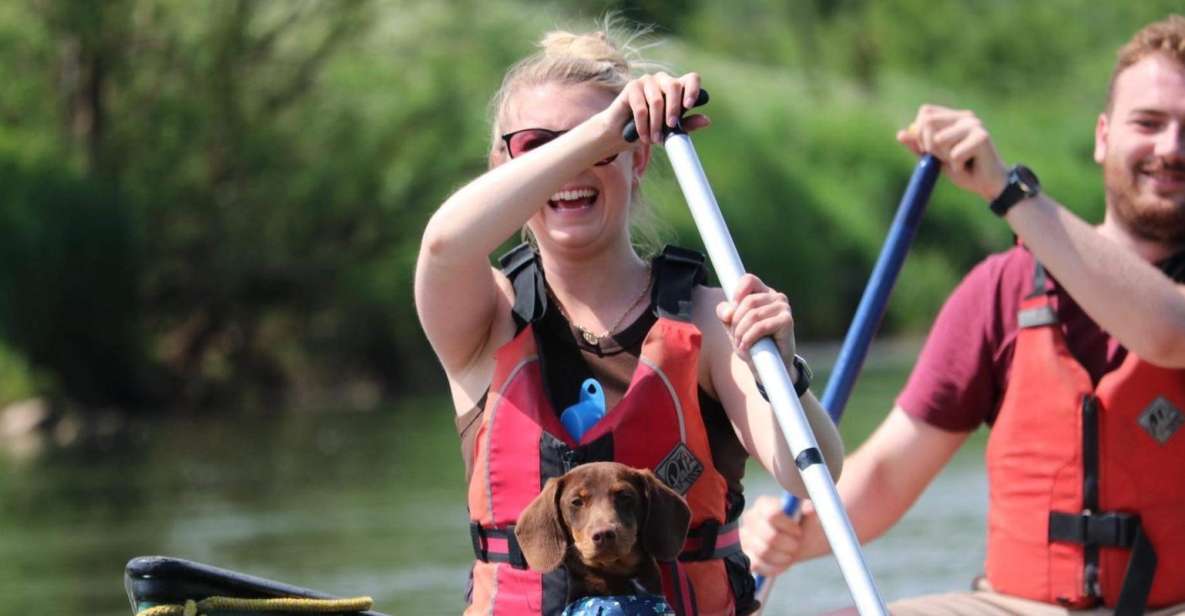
[821, 154, 940, 419]
[754, 154, 940, 594]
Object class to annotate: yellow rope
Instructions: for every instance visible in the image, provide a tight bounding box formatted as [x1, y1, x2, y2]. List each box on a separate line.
[136, 595, 374, 615]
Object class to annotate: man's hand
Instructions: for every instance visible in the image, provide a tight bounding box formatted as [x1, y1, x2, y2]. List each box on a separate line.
[739, 494, 811, 577]
[897, 104, 1010, 202]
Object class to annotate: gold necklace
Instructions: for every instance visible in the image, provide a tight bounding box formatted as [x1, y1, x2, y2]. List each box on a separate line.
[548, 271, 653, 346]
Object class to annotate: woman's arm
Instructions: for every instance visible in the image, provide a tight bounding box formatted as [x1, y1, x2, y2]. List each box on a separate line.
[415, 117, 622, 376]
[695, 280, 843, 497]
[416, 72, 708, 378]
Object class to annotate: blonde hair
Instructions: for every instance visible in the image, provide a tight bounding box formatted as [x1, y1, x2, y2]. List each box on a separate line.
[489, 17, 671, 256]
[1106, 15, 1185, 112]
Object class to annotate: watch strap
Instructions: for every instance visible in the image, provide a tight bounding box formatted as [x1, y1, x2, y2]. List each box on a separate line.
[753, 354, 811, 401]
[791, 354, 812, 397]
[989, 165, 1039, 217]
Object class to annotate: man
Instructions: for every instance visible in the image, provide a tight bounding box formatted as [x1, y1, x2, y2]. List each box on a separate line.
[741, 15, 1185, 615]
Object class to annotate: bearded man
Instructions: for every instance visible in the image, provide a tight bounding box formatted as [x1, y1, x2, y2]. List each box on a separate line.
[741, 14, 1185, 615]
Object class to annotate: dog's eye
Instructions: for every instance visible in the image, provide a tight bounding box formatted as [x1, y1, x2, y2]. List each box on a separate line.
[615, 492, 636, 506]
[569, 497, 584, 508]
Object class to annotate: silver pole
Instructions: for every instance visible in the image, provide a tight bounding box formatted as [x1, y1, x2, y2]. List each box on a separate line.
[663, 132, 888, 616]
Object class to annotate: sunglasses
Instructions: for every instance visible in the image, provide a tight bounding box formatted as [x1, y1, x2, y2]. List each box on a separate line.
[501, 128, 619, 166]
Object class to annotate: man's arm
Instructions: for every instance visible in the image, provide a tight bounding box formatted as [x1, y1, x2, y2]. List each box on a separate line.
[900, 105, 1185, 367]
[1004, 196, 1185, 366]
[742, 406, 969, 575]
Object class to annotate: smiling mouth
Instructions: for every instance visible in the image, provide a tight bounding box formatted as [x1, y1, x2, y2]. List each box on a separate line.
[548, 188, 598, 210]
[1140, 167, 1185, 190]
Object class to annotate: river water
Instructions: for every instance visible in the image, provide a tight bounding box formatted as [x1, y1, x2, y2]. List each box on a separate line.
[0, 342, 990, 615]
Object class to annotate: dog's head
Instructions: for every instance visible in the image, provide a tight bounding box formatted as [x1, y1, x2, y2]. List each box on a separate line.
[515, 461, 691, 575]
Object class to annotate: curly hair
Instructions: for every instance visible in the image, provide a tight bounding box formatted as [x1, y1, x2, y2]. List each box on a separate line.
[1106, 15, 1185, 112]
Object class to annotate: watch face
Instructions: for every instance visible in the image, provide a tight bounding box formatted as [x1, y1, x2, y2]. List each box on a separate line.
[1014, 165, 1040, 194]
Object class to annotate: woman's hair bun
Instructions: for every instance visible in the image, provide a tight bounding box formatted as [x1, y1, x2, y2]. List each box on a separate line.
[538, 30, 629, 73]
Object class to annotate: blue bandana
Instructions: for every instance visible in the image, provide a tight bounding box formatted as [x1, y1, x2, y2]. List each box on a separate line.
[561, 593, 674, 616]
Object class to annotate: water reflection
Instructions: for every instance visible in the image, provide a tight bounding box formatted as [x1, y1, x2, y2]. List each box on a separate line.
[0, 351, 988, 616]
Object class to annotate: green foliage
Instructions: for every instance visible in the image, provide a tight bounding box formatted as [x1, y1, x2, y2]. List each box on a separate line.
[0, 340, 39, 407]
[0, 0, 1177, 411]
[0, 156, 151, 408]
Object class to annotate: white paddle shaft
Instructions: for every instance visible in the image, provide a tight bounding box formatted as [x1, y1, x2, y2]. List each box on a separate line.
[663, 133, 888, 616]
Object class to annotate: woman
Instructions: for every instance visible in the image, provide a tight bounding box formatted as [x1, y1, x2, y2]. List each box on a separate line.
[415, 20, 842, 616]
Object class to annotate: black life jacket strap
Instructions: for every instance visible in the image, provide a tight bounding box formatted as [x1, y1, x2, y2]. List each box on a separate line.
[1117, 526, 1157, 616]
[499, 242, 708, 327]
[498, 242, 547, 330]
[652, 246, 707, 322]
[1046, 393, 1157, 612]
[1048, 511, 1157, 613]
[470, 522, 529, 570]
[679, 519, 742, 562]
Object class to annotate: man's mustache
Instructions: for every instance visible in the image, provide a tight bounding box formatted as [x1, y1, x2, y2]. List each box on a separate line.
[1139, 157, 1185, 174]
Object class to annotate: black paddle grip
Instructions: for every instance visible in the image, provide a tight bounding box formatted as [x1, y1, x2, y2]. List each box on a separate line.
[622, 88, 710, 143]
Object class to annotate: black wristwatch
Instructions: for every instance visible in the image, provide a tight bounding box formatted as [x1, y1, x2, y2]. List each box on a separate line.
[989, 165, 1040, 217]
[790, 354, 812, 397]
[754, 354, 813, 401]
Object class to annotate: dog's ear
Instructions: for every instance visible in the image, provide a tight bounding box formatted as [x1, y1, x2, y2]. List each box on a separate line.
[515, 476, 568, 573]
[636, 468, 691, 561]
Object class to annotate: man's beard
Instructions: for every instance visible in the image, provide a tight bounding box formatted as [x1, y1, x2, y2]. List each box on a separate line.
[1103, 154, 1185, 244]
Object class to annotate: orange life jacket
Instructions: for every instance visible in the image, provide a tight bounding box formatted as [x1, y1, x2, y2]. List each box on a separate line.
[985, 263, 1185, 611]
[465, 245, 755, 616]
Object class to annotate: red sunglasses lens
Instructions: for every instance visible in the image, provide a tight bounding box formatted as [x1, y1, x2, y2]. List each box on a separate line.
[507, 129, 558, 158]
[504, 128, 618, 165]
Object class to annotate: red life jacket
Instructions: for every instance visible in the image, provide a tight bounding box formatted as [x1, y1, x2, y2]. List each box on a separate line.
[985, 263, 1185, 611]
[465, 245, 756, 616]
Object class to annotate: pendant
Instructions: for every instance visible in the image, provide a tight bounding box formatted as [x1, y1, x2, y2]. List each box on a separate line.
[579, 327, 600, 345]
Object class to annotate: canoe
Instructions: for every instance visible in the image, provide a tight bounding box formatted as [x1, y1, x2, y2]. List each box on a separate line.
[125, 555, 390, 616]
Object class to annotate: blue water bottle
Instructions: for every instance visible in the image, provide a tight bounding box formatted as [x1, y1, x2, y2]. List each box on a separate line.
[560, 378, 606, 440]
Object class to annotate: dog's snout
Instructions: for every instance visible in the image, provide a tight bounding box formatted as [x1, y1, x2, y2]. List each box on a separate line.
[591, 528, 617, 546]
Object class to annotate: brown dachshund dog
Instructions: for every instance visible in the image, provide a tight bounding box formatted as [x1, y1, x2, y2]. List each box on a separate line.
[515, 461, 691, 600]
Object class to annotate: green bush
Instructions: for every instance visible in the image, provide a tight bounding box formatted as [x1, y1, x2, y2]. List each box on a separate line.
[0, 0, 1177, 411]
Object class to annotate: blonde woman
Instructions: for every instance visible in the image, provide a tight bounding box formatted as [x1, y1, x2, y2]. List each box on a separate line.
[416, 20, 841, 616]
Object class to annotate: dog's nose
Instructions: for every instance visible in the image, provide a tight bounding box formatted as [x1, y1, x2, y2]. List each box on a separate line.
[591, 528, 617, 546]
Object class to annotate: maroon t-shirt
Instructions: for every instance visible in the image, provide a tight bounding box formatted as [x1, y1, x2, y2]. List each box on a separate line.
[897, 245, 1125, 431]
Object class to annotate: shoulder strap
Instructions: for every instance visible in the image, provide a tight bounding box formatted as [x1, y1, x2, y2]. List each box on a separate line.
[498, 243, 548, 330]
[1024, 260, 1050, 299]
[1018, 260, 1058, 329]
[652, 245, 707, 322]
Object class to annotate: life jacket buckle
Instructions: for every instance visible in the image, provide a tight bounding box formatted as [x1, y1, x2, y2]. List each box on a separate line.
[1048, 511, 1140, 548]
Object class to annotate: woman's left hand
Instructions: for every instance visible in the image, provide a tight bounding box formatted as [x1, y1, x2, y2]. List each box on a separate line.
[607, 71, 710, 146]
[715, 274, 796, 372]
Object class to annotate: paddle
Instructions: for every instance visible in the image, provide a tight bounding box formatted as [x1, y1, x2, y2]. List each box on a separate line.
[625, 94, 890, 616]
[753, 154, 941, 610]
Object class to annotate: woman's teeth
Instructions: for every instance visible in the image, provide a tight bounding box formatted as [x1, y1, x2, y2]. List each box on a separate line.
[548, 188, 598, 209]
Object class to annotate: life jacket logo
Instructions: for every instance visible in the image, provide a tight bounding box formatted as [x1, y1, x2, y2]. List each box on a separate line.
[1138, 396, 1183, 445]
[655, 443, 703, 495]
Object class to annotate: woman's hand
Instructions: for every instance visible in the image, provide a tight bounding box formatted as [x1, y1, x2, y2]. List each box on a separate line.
[599, 72, 711, 146]
[740, 494, 810, 577]
[715, 273, 797, 375]
[897, 104, 1009, 202]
